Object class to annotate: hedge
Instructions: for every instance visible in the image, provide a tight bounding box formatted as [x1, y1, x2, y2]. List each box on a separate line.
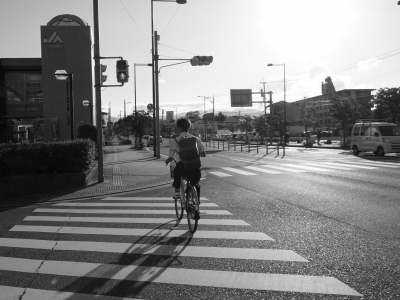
[0, 139, 96, 177]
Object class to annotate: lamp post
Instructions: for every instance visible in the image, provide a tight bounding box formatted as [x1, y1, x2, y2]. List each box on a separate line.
[124, 99, 131, 118]
[151, 0, 187, 158]
[55, 70, 75, 140]
[267, 63, 286, 155]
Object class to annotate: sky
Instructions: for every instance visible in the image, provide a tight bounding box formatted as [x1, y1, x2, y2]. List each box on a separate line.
[1, 0, 400, 119]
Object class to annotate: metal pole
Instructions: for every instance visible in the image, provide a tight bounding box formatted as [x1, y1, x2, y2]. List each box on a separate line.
[69, 74, 74, 140]
[154, 30, 160, 158]
[124, 99, 126, 118]
[151, 0, 156, 157]
[283, 63, 286, 156]
[93, 0, 104, 183]
[134, 65, 137, 115]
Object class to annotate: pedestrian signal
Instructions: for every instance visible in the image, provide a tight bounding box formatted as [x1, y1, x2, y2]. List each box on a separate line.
[100, 64, 107, 84]
[116, 60, 129, 83]
[190, 56, 213, 66]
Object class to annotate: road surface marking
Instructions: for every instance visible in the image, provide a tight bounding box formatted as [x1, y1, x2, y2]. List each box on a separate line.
[221, 167, 257, 175]
[244, 166, 281, 174]
[258, 165, 307, 173]
[0, 257, 361, 296]
[0, 238, 306, 262]
[282, 164, 331, 172]
[321, 162, 377, 169]
[0, 285, 142, 300]
[24, 216, 250, 226]
[209, 171, 233, 177]
[10, 225, 274, 240]
[52, 202, 219, 207]
[343, 161, 400, 168]
[304, 162, 354, 171]
[33, 208, 232, 215]
[101, 197, 209, 201]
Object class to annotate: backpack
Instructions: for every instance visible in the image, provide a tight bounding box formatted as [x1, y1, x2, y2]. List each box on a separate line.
[175, 136, 201, 170]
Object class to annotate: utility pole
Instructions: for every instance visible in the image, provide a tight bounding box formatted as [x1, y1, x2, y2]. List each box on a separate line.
[267, 91, 273, 145]
[260, 80, 267, 141]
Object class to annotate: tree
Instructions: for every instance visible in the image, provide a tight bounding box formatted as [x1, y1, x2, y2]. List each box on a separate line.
[215, 112, 227, 122]
[300, 103, 317, 145]
[238, 115, 253, 142]
[130, 112, 153, 149]
[329, 97, 361, 147]
[252, 115, 268, 140]
[372, 87, 400, 125]
[77, 124, 97, 143]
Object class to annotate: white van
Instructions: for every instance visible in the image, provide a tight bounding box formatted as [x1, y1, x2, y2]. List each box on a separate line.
[350, 120, 400, 156]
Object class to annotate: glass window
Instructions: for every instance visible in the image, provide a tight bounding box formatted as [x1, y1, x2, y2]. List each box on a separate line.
[27, 90, 43, 103]
[7, 89, 25, 104]
[6, 74, 24, 82]
[360, 126, 369, 136]
[352, 126, 360, 136]
[26, 74, 42, 82]
[370, 127, 378, 136]
[379, 126, 400, 136]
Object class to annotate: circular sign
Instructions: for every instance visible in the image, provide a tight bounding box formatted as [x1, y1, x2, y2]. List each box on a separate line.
[147, 103, 154, 110]
[82, 100, 90, 106]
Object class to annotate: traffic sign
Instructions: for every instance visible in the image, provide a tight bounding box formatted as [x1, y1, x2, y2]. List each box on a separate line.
[230, 89, 253, 107]
[147, 103, 154, 110]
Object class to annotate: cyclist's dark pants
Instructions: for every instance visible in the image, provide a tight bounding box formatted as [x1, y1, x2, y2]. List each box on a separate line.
[173, 161, 201, 197]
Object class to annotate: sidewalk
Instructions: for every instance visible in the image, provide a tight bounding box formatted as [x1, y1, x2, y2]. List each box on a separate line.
[2, 145, 173, 205]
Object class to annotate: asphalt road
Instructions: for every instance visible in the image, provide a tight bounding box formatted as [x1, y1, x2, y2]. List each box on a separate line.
[0, 146, 399, 299]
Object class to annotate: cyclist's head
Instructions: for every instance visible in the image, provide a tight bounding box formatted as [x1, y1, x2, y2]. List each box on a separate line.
[176, 118, 191, 132]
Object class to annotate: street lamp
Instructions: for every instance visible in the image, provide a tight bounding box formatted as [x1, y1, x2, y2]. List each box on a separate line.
[267, 63, 286, 155]
[82, 100, 93, 124]
[55, 70, 75, 140]
[151, 0, 187, 158]
[124, 99, 131, 118]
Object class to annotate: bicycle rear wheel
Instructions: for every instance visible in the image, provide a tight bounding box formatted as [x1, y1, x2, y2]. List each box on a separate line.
[174, 178, 185, 220]
[186, 185, 199, 233]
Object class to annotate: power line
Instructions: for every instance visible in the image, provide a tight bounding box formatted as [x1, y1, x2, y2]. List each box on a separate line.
[119, 0, 150, 36]
[160, 6, 180, 35]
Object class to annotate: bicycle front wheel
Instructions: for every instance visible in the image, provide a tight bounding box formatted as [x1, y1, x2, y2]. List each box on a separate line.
[175, 178, 185, 220]
[186, 185, 199, 233]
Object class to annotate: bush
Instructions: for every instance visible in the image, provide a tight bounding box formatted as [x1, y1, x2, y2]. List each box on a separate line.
[77, 124, 97, 143]
[120, 138, 133, 145]
[0, 140, 95, 177]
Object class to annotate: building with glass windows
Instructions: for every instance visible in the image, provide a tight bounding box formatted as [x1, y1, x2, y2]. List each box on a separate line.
[0, 14, 95, 144]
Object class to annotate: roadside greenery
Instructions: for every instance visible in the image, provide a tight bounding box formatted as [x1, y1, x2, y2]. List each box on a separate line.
[372, 87, 400, 125]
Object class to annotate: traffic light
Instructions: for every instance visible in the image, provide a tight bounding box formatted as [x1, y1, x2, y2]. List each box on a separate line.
[116, 60, 129, 83]
[100, 64, 107, 84]
[190, 56, 213, 66]
[261, 89, 265, 97]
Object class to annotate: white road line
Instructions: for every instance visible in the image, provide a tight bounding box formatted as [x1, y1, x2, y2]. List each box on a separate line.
[343, 161, 400, 168]
[321, 162, 377, 169]
[52, 203, 219, 207]
[209, 171, 233, 177]
[304, 162, 354, 171]
[0, 238, 307, 262]
[244, 166, 281, 174]
[258, 165, 307, 173]
[0, 285, 142, 300]
[24, 216, 250, 226]
[221, 167, 257, 175]
[101, 197, 209, 201]
[10, 225, 274, 240]
[0, 257, 361, 296]
[282, 164, 331, 172]
[33, 208, 232, 216]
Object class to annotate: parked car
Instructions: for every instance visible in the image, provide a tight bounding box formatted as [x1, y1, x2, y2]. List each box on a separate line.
[145, 136, 162, 146]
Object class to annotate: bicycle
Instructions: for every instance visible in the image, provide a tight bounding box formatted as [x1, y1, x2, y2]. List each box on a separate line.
[168, 159, 200, 233]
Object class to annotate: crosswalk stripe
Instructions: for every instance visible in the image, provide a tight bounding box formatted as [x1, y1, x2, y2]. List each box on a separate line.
[343, 161, 400, 168]
[24, 216, 250, 226]
[209, 171, 232, 177]
[304, 162, 354, 170]
[0, 257, 361, 296]
[102, 197, 209, 201]
[321, 162, 377, 169]
[258, 164, 307, 173]
[33, 208, 232, 216]
[282, 164, 331, 172]
[0, 238, 307, 262]
[244, 166, 281, 174]
[52, 203, 219, 207]
[0, 285, 142, 300]
[10, 225, 275, 240]
[221, 167, 257, 175]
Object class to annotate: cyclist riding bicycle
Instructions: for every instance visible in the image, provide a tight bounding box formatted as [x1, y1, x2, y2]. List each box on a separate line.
[165, 118, 206, 198]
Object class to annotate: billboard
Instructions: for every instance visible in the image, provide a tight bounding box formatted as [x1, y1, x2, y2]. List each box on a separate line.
[230, 89, 253, 107]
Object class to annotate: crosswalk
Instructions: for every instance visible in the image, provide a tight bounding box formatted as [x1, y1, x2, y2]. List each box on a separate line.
[209, 159, 400, 177]
[0, 196, 362, 298]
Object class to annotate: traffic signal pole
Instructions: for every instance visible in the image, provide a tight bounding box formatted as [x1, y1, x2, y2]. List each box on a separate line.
[154, 30, 160, 159]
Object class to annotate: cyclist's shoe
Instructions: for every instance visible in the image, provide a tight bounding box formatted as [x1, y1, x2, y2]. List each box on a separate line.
[194, 211, 200, 220]
[174, 189, 180, 198]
